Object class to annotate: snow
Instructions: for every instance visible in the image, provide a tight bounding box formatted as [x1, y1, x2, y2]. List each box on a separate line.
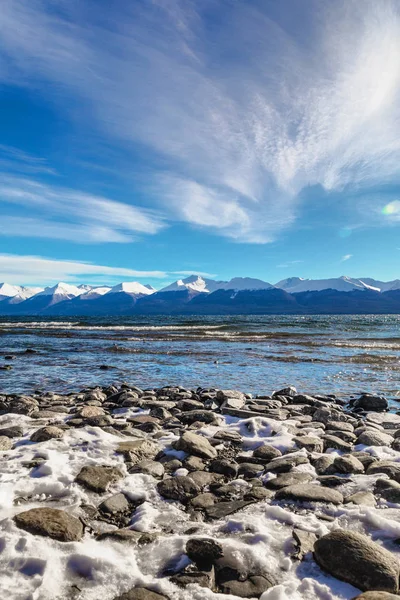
[79, 287, 112, 300]
[275, 276, 380, 293]
[1, 406, 400, 599]
[218, 277, 273, 291]
[0, 282, 22, 298]
[108, 282, 155, 296]
[37, 282, 84, 298]
[160, 275, 273, 294]
[8, 287, 44, 304]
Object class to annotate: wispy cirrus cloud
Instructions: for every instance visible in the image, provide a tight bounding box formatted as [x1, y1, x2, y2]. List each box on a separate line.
[1, 1, 400, 242]
[0, 176, 165, 243]
[0, 254, 206, 286]
[340, 254, 353, 262]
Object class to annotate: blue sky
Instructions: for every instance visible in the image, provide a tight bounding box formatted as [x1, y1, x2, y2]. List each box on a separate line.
[0, 0, 400, 288]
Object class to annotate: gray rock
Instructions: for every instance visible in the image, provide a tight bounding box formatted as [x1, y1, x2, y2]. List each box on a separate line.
[367, 461, 400, 483]
[352, 593, 400, 599]
[157, 476, 200, 503]
[186, 538, 223, 568]
[314, 530, 399, 592]
[328, 421, 354, 432]
[30, 426, 64, 443]
[375, 479, 400, 503]
[113, 589, 169, 600]
[188, 471, 222, 488]
[98, 493, 131, 515]
[345, 491, 376, 507]
[266, 472, 314, 489]
[253, 444, 282, 461]
[178, 410, 220, 425]
[272, 386, 297, 397]
[353, 394, 388, 412]
[322, 434, 353, 452]
[116, 439, 160, 464]
[357, 430, 394, 447]
[0, 436, 12, 451]
[170, 567, 215, 589]
[184, 456, 206, 471]
[76, 465, 124, 493]
[264, 454, 309, 473]
[275, 484, 343, 504]
[174, 431, 218, 460]
[237, 462, 264, 479]
[217, 389, 246, 403]
[218, 574, 276, 598]
[210, 459, 238, 478]
[334, 455, 364, 474]
[213, 430, 243, 445]
[292, 528, 318, 560]
[97, 529, 142, 543]
[14, 507, 83, 542]
[312, 455, 336, 475]
[293, 436, 324, 453]
[129, 460, 164, 478]
[190, 492, 216, 509]
[205, 500, 254, 520]
[0, 426, 23, 438]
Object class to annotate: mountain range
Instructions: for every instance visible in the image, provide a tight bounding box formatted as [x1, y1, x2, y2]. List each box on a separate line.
[1, 275, 400, 315]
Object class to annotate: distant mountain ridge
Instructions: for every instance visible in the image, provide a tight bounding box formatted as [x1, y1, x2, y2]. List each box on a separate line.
[1, 275, 400, 315]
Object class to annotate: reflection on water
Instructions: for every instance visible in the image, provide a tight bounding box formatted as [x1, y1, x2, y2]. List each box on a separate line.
[0, 314, 399, 398]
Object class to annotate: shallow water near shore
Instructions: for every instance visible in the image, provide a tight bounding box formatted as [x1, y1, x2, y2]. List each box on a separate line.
[0, 315, 400, 400]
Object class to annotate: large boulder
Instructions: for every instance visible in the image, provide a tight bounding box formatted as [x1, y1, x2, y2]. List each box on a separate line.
[174, 431, 217, 460]
[353, 395, 388, 412]
[14, 507, 83, 542]
[314, 530, 399, 592]
[357, 430, 394, 447]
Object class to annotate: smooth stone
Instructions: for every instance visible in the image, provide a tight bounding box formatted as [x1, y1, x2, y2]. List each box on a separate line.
[178, 410, 220, 425]
[345, 491, 376, 507]
[312, 455, 336, 475]
[205, 500, 254, 520]
[328, 421, 354, 432]
[190, 492, 216, 509]
[237, 462, 264, 479]
[334, 455, 364, 474]
[264, 454, 309, 473]
[375, 479, 400, 503]
[266, 472, 314, 489]
[357, 430, 394, 447]
[186, 538, 223, 568]
[129, 460, 164, 478]
[314, 530, 400, 592]
[367, 461, 400, 483]
[188, 471, 222, 488]
[293, 436, 324, 453]
[275, 484, 343, 504]
[76, 465, 124, 493]
[30, 426, 64, 443]
[353, 394, 388, 412]
[210, 459, 238, 478]
[218, 574, 276, 598]
[157, 476, 200, 503]
[14, 507, 83, 542]
[78, 406, 105, 418]
[0, 426, 23, 438]
[253, 444, 282, 461]
[213, 430, 243, 445]
[98, 493, 131, 515]
[97, 529, 142, 543]
[174, 431, 218, 460]
[184, 456, 206, 471]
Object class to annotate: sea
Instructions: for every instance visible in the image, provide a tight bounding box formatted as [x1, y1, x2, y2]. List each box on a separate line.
[0, 314, 399, 400]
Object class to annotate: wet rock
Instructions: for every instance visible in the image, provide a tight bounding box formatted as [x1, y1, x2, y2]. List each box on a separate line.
[98, 493, 131, 516]
[0, 436, 12, 450]
[205, 500, 254, 520]
[353, 394, 388, 412]
[174, 431, 218, 460]
[293, 436, 324, 453]
[314, 530, 399, 592]
[272, 386, 297, 397]
[14, 507, 83, 542]
[218, 572, 276, 598]
[334, 455, 364, 474]
[170, 566, 215, 589]
[253, 444, 282, 461]
[265, 472, 313, 489]
[76, 465, 124, 493]
[157, 476, 200, 503]
[113, 588, 169, 600]
[97, 529, 142, 543]
[357, 430, 394, 447]
[345, 491, 376, 507]
[186, 538, 223, 568]
[367, 461, 400, 483]
[292, 528, 318, 560]
[275, 484, 343, 504]
[30, 426, 64, 443]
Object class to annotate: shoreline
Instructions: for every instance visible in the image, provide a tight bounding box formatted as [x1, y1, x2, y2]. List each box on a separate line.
[1, 383, 400, 599]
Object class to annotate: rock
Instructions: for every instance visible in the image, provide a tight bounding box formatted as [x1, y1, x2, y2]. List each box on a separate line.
[174, 431, 218, 460]
[312, 455, 336, 475]
[129, 460, 164, 478]
[30, 426, 64, 443]
[265, 472, 313, 489]
[293, 436, 324, 453]
[76, 465, 124, 493]
[217, 389, 246, 403]
[170, 566, 215, 589]
[367, 461, 400, 483]
[313, 406, 347, 424]
[8, 396, 38, 415]
[353, 394, 388, 412]
[314, 530, 400, 592]
[322, 434, 353, 452]
[275, 484, 343, 504]
[157, 476, 200, 503]
[264, 454, 309, 473]
[113, 589, 169, 600]
[213, 430, 243, 445]
[184, 456, 206, 471]
[0, 436, 12, 450]
[221, 397, 246, 410]
[375, 479, 400, 503]
[357, 430, 394, 447]
[272, 386, 297, 397]
[78, 406, 105, 418]
[186, 538, 223, 568]
[352, 593, 400, 599]
[190, 492, 216, 509]
[116, 439, 159, 464]
[187, 471, 221, 488]
[218, 573, 276, 598]
[14, 507, 83, 542]
[334, 455, 364, 474]
[210, 459, 238, 478]
[97, 529, 142, 543]
[98, 493, 131, 515]
[345, 492, 376, 507]
[253, 444, 282, 461]
[178, 410, 220, 425]
[205, 500, 254, 520]
[292, 528, 318, 560]
[237, 462, 264, 479]
[318, 475, 349, 487]
[0, 426, 23, 438]
[328, 421, 354, 432]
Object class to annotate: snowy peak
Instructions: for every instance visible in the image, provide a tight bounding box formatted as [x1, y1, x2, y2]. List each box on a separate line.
[108, 282, 155, 296]
[220, 277, 273, 291]
[8, 287, 44, 304]
[37, 282, 83, 299]
[0, 282, 22, 298]
[160, 275, 220, 293]
[275, 276, 380, 293]
[79, 287, 112, 300]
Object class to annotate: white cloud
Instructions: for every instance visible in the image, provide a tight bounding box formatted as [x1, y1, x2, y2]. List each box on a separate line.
[1, 1, 400, 241]
[340, 254, 353, 262]
[0, 176, 165, 243]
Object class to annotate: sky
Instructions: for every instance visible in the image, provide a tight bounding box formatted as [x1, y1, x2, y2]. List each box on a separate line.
[0, 0, 400, 288]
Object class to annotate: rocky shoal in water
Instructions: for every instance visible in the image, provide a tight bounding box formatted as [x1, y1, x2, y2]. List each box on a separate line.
[1, 384, 400, 599]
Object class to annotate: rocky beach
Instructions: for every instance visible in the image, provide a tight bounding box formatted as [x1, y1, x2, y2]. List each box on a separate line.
[1, 384, 400, 599]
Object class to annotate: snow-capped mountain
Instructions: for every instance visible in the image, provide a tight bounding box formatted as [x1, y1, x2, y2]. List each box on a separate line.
[7, 287, 44, 304]
[78, 287, 112, 300]
[0, 283, 22, 301]
[108, 282, 155, 296]
[275, 276, 379, 293]
[37, 282, 84, 299]
[218, 277, 273, 291]
[160, 275, 273, 294]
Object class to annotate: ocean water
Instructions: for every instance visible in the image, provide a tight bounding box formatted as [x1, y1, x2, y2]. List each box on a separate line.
[0, 314, 399, 399]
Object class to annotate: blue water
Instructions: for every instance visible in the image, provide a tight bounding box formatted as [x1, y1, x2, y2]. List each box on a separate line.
[0, 315, 399, 400]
